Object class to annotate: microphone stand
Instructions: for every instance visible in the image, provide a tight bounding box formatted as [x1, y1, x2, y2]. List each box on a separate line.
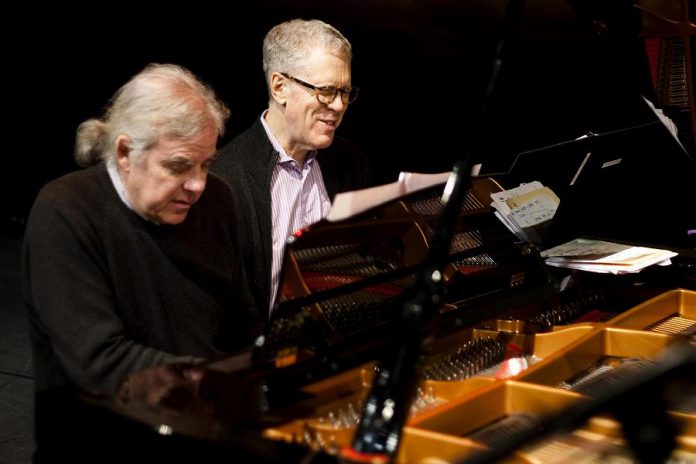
[342, 160, 472, 463]
[342, 1, 526, 462]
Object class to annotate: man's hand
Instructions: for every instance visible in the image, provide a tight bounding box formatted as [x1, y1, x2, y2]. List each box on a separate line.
[117, 363, 205, 411]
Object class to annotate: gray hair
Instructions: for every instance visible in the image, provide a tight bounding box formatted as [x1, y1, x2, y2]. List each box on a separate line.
[262, 19, 352, 86]
[75, 63, 230, 167]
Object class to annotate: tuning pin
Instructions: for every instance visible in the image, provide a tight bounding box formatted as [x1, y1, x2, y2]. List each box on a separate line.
[325, 435, 339, 455]
[326, 411, 336, 428]
[315, 431, 326, 450]
[348, 402, 360, 424]
[302, 424, 315, 448]
[427, 386, 436, 404]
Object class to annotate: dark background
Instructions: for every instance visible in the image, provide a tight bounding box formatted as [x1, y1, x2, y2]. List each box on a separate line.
[0, 3, 693, 460]
[6, 0, 679, 235]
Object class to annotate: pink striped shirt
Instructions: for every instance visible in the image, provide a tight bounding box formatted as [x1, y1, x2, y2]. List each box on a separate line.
[260, 114, 331, 315]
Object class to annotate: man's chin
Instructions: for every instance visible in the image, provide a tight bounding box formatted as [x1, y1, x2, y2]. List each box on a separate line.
[313, 135, 335, 149]
[157, 212, 188, 226]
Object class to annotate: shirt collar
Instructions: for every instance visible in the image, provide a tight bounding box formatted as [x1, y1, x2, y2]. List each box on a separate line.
[106, 160, 158, 224]
[106, 160, 134, 210]
[259, 111, 317, 166]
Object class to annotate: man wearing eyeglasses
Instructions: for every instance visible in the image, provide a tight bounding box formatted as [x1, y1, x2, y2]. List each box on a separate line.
[213, 19, 371, 318]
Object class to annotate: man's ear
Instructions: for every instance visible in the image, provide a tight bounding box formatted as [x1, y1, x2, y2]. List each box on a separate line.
[115, 135, 132, 172]
[269, 72, 287, 106]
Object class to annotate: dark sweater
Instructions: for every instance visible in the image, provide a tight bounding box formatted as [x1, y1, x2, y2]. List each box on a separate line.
[22, 163, 260, 397]
[211, 118, 371, 317]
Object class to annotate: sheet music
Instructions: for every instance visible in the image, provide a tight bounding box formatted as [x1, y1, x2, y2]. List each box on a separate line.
[398, 171, 451, 192]
[490, 181, 544, 216]
[541, 238, 677, 274]
[509, 193, 558, 229]
[327, 171, 451, 222]
[489, 181, 559, 244]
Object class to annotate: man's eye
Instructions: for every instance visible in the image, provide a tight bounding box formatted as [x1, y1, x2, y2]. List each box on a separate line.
[164, 161, 192, 174]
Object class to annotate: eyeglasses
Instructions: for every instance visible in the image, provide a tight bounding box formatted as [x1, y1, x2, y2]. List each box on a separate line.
[281, 72, 359, 105]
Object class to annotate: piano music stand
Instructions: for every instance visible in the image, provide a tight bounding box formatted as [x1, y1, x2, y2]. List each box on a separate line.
[546, 118, 696, 250]
[506, 133, 594, 200]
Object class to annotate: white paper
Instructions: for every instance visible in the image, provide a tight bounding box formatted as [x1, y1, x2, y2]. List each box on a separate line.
[489, 181, 558, 244]
[327, 171, 452, 222]
[542, 238, 678, 274]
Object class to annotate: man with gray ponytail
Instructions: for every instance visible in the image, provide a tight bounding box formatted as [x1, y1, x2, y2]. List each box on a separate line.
[22, 64, 261, 457]
[212, 19, 371, 319]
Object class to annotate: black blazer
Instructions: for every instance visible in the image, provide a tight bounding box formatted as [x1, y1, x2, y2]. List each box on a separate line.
[212, 118, 371, 318]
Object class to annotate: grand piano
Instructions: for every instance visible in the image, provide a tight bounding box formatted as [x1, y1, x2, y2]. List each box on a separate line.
[62, 159, 696, 463]
[56, 1, 696, 463]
